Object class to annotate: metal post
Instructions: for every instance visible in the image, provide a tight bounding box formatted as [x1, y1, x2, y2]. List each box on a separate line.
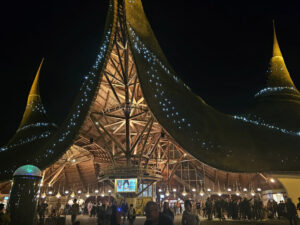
[7, 165, 42, 225]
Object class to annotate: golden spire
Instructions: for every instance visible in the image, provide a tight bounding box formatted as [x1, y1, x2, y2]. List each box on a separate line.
[18, 58, 47, 129]
[272, 20, 282, 57]
[267, 21, 296, 89]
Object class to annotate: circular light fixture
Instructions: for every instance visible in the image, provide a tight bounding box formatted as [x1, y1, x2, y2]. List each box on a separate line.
[108, 190, 112, 193]
[251, 192, 255, 196]
[218, 192, 222, 196]
[236, 192, 240, 196]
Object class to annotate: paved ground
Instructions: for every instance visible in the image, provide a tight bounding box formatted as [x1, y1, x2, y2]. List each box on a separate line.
[65, 215, 290, 225]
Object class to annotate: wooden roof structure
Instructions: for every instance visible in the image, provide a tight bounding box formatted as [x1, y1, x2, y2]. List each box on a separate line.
[1, 0, 299, 195]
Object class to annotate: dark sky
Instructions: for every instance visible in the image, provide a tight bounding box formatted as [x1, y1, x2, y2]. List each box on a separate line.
[1, 0, 300, 145]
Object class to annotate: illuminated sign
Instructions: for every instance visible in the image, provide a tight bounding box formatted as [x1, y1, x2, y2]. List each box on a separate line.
[115, 179, 137, 193]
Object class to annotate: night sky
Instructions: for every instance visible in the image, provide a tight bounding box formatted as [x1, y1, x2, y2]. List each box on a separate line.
[1, 0, 300, 145]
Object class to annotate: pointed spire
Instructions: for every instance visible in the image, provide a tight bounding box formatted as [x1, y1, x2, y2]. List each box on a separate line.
[18, 58, 47, 129]
[27, 58, 44, 103]
[272, 20, 282, 57]
[266, 22, 297, 89]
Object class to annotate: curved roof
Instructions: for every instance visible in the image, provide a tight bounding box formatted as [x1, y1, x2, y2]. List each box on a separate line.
[1, 0, 300, 180]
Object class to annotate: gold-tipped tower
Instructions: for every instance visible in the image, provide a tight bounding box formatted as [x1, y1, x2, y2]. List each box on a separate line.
[18, 58, 47, 130]
[267, 21, 297, 89]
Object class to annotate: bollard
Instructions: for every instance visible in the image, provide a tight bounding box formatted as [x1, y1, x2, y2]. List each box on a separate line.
[7, 164, 42, 225]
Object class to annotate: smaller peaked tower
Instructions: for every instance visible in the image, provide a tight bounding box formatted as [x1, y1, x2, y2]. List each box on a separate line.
[256, 21, 300, 98]
[0, 59, 57, 157]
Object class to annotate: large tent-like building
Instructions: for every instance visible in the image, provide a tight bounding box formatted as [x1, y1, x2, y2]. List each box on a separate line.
[1, 0, 300, 209]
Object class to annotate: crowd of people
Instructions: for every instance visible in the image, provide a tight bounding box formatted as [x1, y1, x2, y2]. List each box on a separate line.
[1, 195, 299, 225]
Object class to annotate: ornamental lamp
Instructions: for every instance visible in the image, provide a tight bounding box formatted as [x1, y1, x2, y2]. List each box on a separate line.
[165, 187, 170, 196]
[182, 187, 187, 197]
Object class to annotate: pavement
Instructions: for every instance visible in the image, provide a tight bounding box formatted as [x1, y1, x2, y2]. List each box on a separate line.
[65, 215, 290, 225]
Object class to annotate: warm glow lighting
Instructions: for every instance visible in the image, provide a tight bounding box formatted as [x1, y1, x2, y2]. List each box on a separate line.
[41, 193, 46, 198]
[200, 191, 204, 196]
[257, 188, 262, 192]
[218, 192, 222, 196]
[71, 191, 75, 198]
[228, 188, 232, 192]
[56, 192, 61, 199]
[192, 188, 196, 192]
[78, 190, 82, 194]
[165, 188, 170, 196]
[251, 192, 255, 196]
[236, 192, 240, 196]
[243, 188, 247, 192]
[95, 190, 99, 194]
[173, 188, 177, 192]
[270, 178, 275, 183]
[158, 188, 162, 192]
[48, 191, 53, 195]
[86, 193, 90, 198]
[108, 190, 112, 193]
[207, 188, 211, 192]
[65, 190, 69, 194]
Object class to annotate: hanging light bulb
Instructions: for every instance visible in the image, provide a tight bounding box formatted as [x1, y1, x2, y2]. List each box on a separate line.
[71, 191, 75, 198]
[182, 187, 187, 197]
[192, 188, 196, 192]
[173, 188, 177, 192]
[251, 191, 255, 196]
[200, 190, 204, 196]
[257, 188, 262, 192]
[270, 178, 275, 183]
[56, 191, 61, 199]
[243, 188, 247, 192]
[207, 188, 211, 192]
[158, 188, 162, 192]
[228, 188, 232, 192]
[48, 191, 53, 195]
[101, 190, 105, 197]
[218, 192, 222, 196]
[78, 190, 82, 194]
[108, 190, 112, 194]
[41, 192, 46, 199]
[165, 187, 170, 196]
[65, 190, 69, 195]
[95, 189, 99, 194]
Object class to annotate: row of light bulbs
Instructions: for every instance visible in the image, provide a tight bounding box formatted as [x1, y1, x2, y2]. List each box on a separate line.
[41, 189, 112, 199]
[158, 187, 263, 197]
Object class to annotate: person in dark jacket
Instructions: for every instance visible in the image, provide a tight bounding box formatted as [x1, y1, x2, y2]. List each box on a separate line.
[0, 204, 10, 225]
[144, 201, 173, 225]
[286, 198, 298, 225]
[127, 204, 136, 225]
[162, 202, 174, 222]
